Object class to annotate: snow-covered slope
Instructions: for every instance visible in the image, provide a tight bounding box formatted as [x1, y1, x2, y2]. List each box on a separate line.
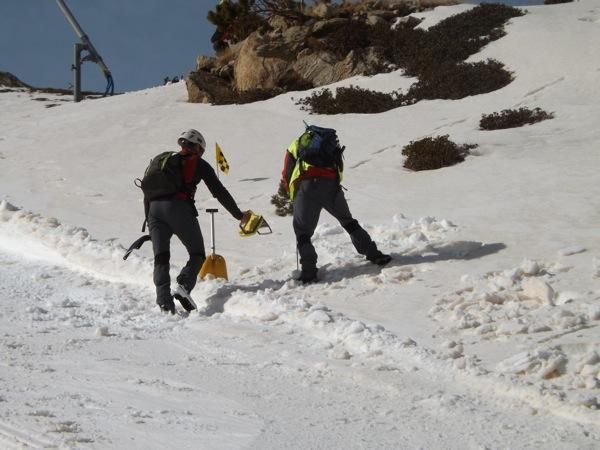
[0, 2, 599, 448]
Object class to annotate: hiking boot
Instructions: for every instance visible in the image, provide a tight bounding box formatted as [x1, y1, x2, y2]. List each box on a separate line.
[296, 268, 318, 284]
[368, 252, 392, 266]
[172, 284, 197, 312]
[158, 298, 175, 315]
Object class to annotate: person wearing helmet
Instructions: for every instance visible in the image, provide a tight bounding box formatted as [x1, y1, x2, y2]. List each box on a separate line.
[147, 129, 249, 314]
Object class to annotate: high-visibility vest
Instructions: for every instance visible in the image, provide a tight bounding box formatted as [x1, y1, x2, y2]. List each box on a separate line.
[286, 139, 343, 200]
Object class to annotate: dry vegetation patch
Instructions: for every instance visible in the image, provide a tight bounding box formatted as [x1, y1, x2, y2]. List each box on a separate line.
[296, 86, 410, 114]
[480, 107, 555, 130]
[402, 135, 477, 171]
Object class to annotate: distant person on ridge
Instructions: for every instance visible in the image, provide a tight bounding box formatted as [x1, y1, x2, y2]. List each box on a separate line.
[146, 129, 249, 314]
[280, 125, 391, 284]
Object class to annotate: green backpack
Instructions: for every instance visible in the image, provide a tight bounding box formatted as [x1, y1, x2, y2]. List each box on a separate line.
[136, 151, 183, 201]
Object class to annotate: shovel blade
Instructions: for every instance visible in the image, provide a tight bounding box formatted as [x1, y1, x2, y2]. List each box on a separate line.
[199, 254, 228, 280]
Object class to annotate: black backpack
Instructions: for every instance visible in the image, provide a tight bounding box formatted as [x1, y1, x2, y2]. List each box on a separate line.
[136, 151, 183, 201]
[297, 124, 345, 171]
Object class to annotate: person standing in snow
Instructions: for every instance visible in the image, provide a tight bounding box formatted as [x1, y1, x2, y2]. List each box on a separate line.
[148, 129, 249, 314]
[280, 126, 391, 284]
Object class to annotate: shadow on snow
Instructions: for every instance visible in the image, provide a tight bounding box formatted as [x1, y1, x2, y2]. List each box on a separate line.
[199, 241, 506, 316]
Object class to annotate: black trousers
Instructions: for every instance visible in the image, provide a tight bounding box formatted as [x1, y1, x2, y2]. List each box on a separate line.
[148, 200, 205, 305]
[292, 178, 378, 271]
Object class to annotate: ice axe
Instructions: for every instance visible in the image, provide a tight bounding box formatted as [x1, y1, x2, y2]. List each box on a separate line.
[199, 208, 228, 280]
[123, 234, 151, 260]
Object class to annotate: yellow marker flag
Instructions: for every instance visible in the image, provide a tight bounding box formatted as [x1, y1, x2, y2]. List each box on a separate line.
[216, 143, 230, 174]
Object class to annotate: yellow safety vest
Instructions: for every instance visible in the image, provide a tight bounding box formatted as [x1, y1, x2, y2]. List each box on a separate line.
[286, 138, 343, 201]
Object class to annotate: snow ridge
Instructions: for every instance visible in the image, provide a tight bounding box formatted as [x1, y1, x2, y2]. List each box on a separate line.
[0, 200, 151, 286]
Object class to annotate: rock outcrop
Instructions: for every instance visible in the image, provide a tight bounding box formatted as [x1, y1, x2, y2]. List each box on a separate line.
[0, 72, 30, 88]
[186, 0, 448, 104]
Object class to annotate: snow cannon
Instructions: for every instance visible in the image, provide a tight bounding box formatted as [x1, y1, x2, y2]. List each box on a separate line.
[56, 0, 115, 101]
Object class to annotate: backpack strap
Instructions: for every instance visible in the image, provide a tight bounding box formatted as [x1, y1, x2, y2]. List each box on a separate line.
[142, 198, 150, 232]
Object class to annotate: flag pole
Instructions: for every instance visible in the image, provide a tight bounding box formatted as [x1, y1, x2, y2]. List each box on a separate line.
[215, 143, 220, 180]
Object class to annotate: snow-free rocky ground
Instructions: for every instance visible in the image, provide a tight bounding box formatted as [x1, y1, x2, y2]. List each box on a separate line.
[1, 2, 599, 448]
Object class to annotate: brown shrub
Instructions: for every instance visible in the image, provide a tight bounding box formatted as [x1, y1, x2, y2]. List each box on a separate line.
[296, 88, 337, 114]
[480, 107, 555, 130]
[296, 85, 411, 114]
[402, 135, 477, 171]
[322, 20, 372, 57]
[271, 182, 293, 216]
[408, 60, 514, 100]
[384, 4, 524, 77]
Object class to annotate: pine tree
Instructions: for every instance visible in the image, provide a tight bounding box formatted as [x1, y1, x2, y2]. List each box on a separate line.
[207, 1, 304, 45]
[207, 1, 262, 44]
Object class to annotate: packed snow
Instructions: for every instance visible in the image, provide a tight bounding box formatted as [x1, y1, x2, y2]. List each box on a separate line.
[0, 1, 599, 448]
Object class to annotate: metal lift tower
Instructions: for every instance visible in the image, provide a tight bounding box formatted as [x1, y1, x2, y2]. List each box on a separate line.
[56, 0, 114, 102]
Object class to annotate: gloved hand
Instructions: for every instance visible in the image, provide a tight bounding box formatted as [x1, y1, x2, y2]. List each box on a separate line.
[240, 210, 252, 225]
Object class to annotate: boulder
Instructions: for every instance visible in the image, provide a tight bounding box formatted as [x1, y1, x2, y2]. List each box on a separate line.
[268, 14, 291, 32]
[381, 0, 418, 8]
[283, 26, 310, 51]
[331, 47, 384, 82]
[311, 18, 351, 37]
[310, 3, 335, 19]
[255, 40, 295, 60]
[186, 71, 237, 104]
[369, 10, 398, 20]
[350, 0, 374, 14]
[196, 55, 216, 71]
[216, 61, 235, 80]
[367, 14, 388, 26]
[234, 33, 289, 92]
[293, 50, 338, 86]
[293, 47, 385, 87]
[0, 71, 30, 88]
[254, 26, 308, 59]
[215, 42, 244, 67]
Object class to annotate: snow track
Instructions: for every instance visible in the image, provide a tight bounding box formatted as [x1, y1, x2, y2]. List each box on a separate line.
[0, 246, 597, 449]
[0, 201, 598, 448]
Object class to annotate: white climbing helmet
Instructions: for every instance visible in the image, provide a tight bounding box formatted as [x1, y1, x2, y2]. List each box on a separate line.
[178, 129, 206, 148]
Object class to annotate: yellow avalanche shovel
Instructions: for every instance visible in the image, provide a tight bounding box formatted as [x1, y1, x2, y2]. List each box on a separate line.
[199, 208, 228, 280]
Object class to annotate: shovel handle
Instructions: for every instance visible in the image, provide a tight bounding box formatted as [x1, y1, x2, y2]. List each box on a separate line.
[205, 209, 218, 255]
